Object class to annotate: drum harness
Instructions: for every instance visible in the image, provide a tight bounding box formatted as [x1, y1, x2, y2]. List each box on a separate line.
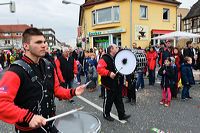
[12, 59, 60, 133]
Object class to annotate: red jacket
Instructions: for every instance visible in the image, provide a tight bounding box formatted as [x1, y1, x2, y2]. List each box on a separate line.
[146, 51, 157, 70]
[0, 56, 75, 125]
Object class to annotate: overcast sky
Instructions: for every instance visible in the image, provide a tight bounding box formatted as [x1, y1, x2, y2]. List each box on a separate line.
[0, 0, 198, 47]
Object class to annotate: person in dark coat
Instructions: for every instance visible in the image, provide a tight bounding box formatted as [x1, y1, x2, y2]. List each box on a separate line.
[97, 44, 130, 121]
[181, 57, 195, 100]
[158, 57, 174, 107]
[183, 41, 196, 65]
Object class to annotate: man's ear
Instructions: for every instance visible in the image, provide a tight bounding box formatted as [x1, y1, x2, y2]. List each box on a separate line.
[23, 43, 29, 51]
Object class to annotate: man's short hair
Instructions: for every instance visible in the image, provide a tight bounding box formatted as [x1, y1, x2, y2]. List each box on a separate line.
[22, 27, 44, 43]
[186, 41, 192, 47]
[107, 45, 114, 54]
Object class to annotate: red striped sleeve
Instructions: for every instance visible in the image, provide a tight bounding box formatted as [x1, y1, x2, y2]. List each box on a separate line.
[53, 69, 74, 100]
[0, 71, 29, 124]
[97, 59, 110, 77]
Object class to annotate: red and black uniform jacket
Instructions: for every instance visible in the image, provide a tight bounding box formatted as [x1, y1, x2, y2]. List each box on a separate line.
[55, 55, 78, 83]
[0, 55, 76, 131]
[97, 54, 118, 91]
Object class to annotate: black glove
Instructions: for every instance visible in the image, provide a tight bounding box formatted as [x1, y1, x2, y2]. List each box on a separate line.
[60, 82, 66, 88]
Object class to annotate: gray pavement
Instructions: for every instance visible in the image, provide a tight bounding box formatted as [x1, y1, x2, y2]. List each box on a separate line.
[0, 75, 200, 133]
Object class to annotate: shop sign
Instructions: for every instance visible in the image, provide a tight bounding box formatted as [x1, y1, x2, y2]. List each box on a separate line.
[135, 25, 149, 40]
[88, 28, 126, 36]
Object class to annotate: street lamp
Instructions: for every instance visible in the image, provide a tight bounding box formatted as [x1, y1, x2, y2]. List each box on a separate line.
[0, 1, 16, 13]
[62, 0, 83, 49]
[62, 0, 81, 6]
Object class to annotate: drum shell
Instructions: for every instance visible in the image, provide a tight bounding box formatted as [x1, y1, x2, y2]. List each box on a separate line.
[54, 111, 101, 133]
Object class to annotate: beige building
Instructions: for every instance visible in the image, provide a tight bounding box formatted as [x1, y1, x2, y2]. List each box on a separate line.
[78, 0, 181, 49]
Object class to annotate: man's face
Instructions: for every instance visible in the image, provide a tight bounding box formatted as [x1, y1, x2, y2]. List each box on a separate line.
[111, 45, 119, 55]
[63, 49, 70, 57]
[166, 42, 171, 47]
[24, 35, 46, 57]
[188, 43, 192, 48]
[188, 58, 192, 64]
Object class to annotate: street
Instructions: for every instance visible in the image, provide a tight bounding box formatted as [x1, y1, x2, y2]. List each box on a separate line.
[0, 74, 200, 133]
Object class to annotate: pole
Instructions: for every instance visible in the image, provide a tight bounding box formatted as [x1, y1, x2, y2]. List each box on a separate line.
[0, 3, 10, 5]
[130, 0, 132, 49]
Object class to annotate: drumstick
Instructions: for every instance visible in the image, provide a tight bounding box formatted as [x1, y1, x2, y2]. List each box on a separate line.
[46, 106, 84, 122]
[116, 67, 123, 74]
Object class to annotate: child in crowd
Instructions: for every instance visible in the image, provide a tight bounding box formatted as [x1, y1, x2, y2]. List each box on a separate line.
[83, 51, 90, 83]
[158, 57, 174, 107]
[136, 68, 144, 90]
[88, 60, 98, 92]
[76, 60, 82, 85]
[181, 57, 195, 100]
[170, 57, 178, 98]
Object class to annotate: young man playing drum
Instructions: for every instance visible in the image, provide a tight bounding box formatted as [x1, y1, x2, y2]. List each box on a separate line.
[97, 44, 131, 121]
[0, 28, 85, 132]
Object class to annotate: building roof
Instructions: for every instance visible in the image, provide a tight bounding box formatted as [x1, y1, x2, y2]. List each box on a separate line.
[83, 0, 181, 7]
[0, 24, 30, 33]
[79, 0, 181, 25]
[183, 0, 200, 20]
[177, 8, 190, 18]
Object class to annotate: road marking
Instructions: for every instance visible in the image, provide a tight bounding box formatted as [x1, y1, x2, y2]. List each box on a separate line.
[78, 96, 127, 124]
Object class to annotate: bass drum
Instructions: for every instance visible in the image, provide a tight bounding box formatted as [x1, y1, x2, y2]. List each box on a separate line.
[131, 49, 147, 72]
[54, 111, 101, 133]
[114, 49, 137, 75]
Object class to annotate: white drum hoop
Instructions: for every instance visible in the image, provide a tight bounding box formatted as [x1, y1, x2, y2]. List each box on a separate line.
[54, 111, 101, 133]
[115, 49, 136, 75]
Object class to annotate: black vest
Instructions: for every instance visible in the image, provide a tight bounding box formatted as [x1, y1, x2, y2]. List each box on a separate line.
[101, 54, 118, 91]
[11, 58, 56, 128]
[58, 56, 74, 81]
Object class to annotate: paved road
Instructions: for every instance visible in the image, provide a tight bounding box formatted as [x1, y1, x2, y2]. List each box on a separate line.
[0, 74, 200, 133]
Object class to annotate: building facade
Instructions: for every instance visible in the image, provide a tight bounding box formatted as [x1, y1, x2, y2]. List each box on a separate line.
[79, 0, 180, 49]
[0, 24, 30, 49]
[183, 0, 200, 43]
[39, 28, 56, 48]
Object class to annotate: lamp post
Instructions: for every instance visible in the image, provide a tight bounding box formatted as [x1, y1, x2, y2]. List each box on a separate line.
[62, 0, 81, 6]
[62, 0, 84, 49]
[0, 1, 15, 13]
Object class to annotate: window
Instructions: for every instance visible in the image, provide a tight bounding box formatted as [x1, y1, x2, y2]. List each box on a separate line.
[92, 6, 120, 25]
[92, 11, 96, 25]
[192, 19, 198, 28]
[140, 5, 148, 19]
[163, 8, 169, 20]
[113, 6, 120, 21]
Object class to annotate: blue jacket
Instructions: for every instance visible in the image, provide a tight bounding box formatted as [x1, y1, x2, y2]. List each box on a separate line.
[181, 63, 195, 86]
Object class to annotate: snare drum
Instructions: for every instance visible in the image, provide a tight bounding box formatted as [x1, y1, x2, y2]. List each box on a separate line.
[54, 111, 101, 133]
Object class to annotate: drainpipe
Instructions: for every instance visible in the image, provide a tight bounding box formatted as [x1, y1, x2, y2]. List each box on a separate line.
[130, 0, 132, 49]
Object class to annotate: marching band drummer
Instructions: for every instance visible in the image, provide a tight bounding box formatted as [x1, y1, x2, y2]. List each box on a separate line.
[97, 44, 131, 121]
[0, 28, 85, 133]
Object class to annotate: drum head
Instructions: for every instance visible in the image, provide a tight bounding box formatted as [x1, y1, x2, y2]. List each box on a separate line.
[115, 49, 136, 75]
[54, 111, 101, 133]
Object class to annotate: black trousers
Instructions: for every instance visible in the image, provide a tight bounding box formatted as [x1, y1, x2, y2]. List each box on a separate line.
[103, 87, 125, 118]
[127, 80, 136, 101]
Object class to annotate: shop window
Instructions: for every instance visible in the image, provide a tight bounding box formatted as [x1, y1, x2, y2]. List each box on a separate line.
[93, 36, 109, 49]
[163, 8, 169, 21]
[92, 6, 120, 25]
[140, 5, 148, 19]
